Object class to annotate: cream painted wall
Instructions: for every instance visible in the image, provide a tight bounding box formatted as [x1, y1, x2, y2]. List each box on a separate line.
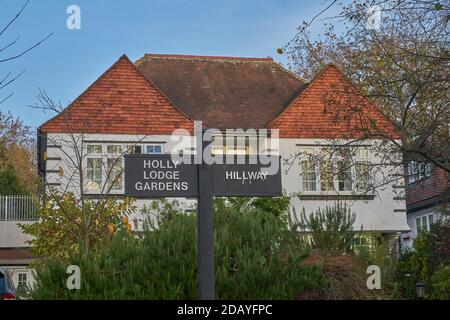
[45, 133, 409, 234]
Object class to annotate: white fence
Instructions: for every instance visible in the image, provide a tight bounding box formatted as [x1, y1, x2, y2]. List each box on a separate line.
[0, 195, 40, 221]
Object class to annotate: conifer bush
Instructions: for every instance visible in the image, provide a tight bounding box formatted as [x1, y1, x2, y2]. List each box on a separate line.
[30, 198, 326, 300]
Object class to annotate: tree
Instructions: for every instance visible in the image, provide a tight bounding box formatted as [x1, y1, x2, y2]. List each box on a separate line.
[0, 0, 53, 104]
[21, 192, 136, 260]
[0, 111, 37, 194]
[283, 0, 449, 183]
[23, 91, 150, 256]
[0, 163, 28, 195]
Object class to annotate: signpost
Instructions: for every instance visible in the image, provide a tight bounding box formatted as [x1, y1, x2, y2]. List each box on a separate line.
[124, 133, 282, 300]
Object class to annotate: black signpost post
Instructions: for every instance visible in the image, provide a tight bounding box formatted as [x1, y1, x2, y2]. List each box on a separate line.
[124, 130, 282, 300]
[197, 135, 215, 300]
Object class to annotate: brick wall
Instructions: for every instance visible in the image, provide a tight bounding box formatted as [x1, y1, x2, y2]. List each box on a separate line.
[406, 166, 450, 206]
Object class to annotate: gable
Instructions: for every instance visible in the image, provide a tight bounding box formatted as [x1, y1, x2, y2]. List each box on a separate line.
[40, 55, 193, 135]
[268, 65, 399, 139]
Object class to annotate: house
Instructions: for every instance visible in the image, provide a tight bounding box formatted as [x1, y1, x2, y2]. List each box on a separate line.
[0, 195, 37, 290]
[37, 54, 410, 247]
[403, 162, 450, 247]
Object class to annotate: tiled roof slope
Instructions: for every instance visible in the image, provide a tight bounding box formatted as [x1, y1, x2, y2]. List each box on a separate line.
[40, 54, 398, 140]
[135, 54, 306, 129]
[268, 65, 399, 139]
[40, 55, 194, 134]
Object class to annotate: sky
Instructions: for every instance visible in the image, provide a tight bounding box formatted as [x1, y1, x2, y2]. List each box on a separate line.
[0, 0, 341, 130]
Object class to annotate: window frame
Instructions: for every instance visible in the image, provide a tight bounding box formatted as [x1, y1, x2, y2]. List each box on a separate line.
[17, 272, 27, 288]
[145, 144, 164, 154]
[299, 146, 371, 194]
[415, 213, 435, 235]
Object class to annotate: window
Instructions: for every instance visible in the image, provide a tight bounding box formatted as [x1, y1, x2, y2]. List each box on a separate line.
[355, 161, 370, 191]
[146, 144, 163, 154]
[86, 158, 102, 190]
[300, 147, 371, 193]
[18, 273, 27, 288]
[107, 145, 123, 154]
[416, 213, 434, 234]
[133, 145, 142, 154]
[301, 160, 317, 191]
[408, 161, 432, 184]
[353, 234, 372, 253]
[320, 160, 334, 191]
[87, 145, 102, 154]
[338, 161, 352, 191]
[106, 158, 123, 190]
[211, 136, 250, 155]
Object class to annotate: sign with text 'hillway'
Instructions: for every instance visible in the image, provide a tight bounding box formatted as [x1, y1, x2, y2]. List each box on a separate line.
[124, 155, 282, 197]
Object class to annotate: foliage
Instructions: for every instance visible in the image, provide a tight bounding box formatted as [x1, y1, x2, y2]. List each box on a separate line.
[214, 197, 325, 299]
[0, 111, 38, 195]
[286, 0, 450, 176]
[429, 266, 450, 300]
[395, 219, 450, 299]
[20, 192, 136, 260]
[0, 163, 28, 195]
[293, 202, 356, 254]
[29, 197, 326, 300]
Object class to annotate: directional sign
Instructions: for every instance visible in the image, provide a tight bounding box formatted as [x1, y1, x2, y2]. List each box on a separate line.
[125, 155, 282, 198]
[212, 156, 282, 197]
[124, 154, 198, 197]
[124, 131, 283, 301]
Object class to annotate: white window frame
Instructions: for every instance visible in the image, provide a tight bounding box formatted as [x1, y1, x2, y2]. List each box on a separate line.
[415, 213, 434, 235]
[408, 161, 432, 184]
[17, 272, 27, 288]
[145, 144, 164, 154]
[85, 144, 103, 192]
[105, 144, 125, 192]
[299, 146, 371, 194]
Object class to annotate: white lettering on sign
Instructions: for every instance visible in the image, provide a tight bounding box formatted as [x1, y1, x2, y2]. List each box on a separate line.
[225, 170, 268, 183]
[143, 159, 179, 169]
[135, 181, 189, 191]
[135, 158, 190, 193]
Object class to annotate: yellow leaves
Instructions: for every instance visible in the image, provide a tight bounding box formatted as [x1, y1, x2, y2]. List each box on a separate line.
[107, 223, 116, 235]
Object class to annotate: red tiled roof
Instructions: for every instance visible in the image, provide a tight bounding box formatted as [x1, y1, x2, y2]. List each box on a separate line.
[135, 54, 306, 129]
[40, 54, 397, 139]
[40, 55, 194, 135]
[268, 65, 399, 139]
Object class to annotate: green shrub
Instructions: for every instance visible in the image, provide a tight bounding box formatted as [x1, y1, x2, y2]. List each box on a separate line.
[294, 202, 356, 254]
[395, 219, 450, 299]
[430, 265, 450, 300]
[30, 198, 326, 300]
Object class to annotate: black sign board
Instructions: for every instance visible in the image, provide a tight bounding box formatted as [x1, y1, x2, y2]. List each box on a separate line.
[124, 155, 282, 198]
[212, 156, 282, 197]
[124, 154, 198, 197]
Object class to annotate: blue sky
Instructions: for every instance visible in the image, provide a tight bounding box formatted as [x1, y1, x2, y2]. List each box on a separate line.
[0, 0, 340, 129]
